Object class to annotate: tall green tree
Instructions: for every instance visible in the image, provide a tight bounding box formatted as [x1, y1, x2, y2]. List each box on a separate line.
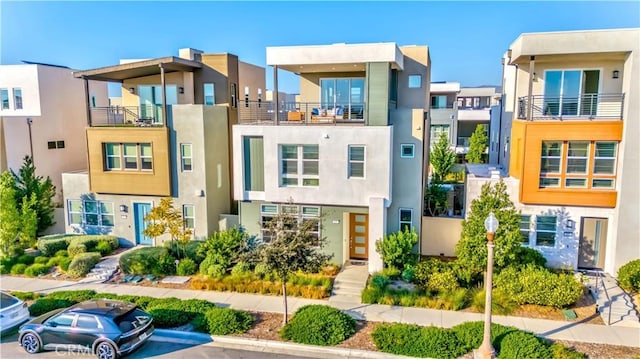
[254, 209, 332, 324]
[143, 198, 193, 258]
[430, 132, 456, 182]
[455, 180, 521, 276]
[19, 194, 38, 249]
[465, 125, 488, 164]
[0, 172, 21, 259]
[11, 156, 56, 234]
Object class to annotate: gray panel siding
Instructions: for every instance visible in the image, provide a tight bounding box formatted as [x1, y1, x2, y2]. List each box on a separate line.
[365, 62, 390, 126]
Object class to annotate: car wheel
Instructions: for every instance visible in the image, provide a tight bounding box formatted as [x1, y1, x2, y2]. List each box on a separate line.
[96, 341, 117, 359]
[21, 332, 41, 354]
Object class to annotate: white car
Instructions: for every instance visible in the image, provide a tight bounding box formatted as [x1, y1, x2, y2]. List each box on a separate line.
[0, 291, 30, 334]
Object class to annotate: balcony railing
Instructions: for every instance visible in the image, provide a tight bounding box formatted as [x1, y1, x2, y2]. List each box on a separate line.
[238, 101, 365, 125]
[89, 105, 165, 127]
[517, 93, 624, 120]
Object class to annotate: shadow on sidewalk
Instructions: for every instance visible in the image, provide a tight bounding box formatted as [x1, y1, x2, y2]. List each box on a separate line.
[539, 312, 601, 337]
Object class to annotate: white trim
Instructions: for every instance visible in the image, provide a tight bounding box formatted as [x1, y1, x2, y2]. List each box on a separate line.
[348, 145, 366, 179]
[180, 143, 193, 172]
[399, 207, 413, 231]
[400, 144, 415, 158]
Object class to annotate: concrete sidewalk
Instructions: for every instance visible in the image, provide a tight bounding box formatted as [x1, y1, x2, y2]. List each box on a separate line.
[1, 275, 638, 348]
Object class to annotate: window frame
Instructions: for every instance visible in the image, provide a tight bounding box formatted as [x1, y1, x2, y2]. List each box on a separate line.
[13, 88, 22, 110]
[348, 145, 365, 179]
[408, 75, 422, 89]
[104, 143, 152, 172]
[122, 143, 138, 170]
[183, 204, 195, 230]
[67, 199, 115, 228]
[399, 208, 413, 232]
[400, 144, 415, 159]
[280, 144, 319, 187]
[535, 215, 557, 247]
[181, 143, 193, 172]
[259, 204, 321, 246]
[204, 83, 215, 106]
[0, 88, 9, 110]
[519, 215, 532, 245]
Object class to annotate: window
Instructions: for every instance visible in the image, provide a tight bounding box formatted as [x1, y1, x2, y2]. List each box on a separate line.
[302, 206, 320, 246]
[47, 140, 65, 149]
[401, 144, 415, 158]
[593, 142, 617, 189]
[543, 70, 600, 117]
[104, 143, 152, 172]
[348, 145, 365, 178]
[565, 141, 589, 188]
[183, 205, 195, 229]
[280, 144, 319, 187]
[0, 89, 8, 109]
[204, 83, 215, 106]
[50, 314, 75, 327]
[13, 88, 22, 109]
[539, 141, 562, 188]
[319, 78, 365, 121]
[76, 315, 100, 329]
[90, 94, 96, 108]
[181, 143, 192, 172]
[535, 216, 557, 247]
[519, 215, 531, 244]
[399, 208, 413, 232]
[260, 204, 278, 243]
[430, 95, 448, 109]
[68, 199, 114, 227]
[408, 75, 422, 88]
[230, 83, 238, 108]
[260, 204, 320, 245]
[430, 125, 450, 146]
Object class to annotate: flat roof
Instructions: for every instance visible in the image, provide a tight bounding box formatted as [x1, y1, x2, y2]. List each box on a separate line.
[430, 82, 460, 93]
[74, 56, 202, 82]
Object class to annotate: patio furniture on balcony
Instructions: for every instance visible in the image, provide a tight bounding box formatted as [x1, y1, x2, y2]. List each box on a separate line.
[311, 106, 344, 123]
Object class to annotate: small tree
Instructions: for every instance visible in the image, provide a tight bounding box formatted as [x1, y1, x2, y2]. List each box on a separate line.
[424, 181, 448, 217]
[143, 198, 193, 257]
[455, 180, 521, 276]
[465, 125, 488, 164]
[375, 228, 419, 270]
[197, 227, 253, 274]
[19, 194, 38, 249]
[430, 133, 456, 183]
[254, 210, 332, 324]
[11, 156, 57, 235]
[0, 172, 21, 258]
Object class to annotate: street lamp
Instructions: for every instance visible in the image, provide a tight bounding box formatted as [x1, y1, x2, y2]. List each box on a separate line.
[476, 212, 499, 359]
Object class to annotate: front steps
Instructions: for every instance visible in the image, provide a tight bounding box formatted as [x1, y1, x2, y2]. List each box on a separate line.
[583, 270, 640, 327]
[329, 263, 369, 303]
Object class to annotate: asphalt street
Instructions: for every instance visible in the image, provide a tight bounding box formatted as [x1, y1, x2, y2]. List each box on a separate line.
[0, 333, 305, 359]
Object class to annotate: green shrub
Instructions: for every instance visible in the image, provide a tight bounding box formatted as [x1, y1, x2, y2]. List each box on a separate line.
[16, 254, 35, 265]
[24, 264, 51, 277]
[47, 257, 61, 267]
[439, 288, 469, 310]
[29, 298, 75, 316]
[513, 246, 547, 268]
[165, 240, 205, 264]
[119, 247, 171, 276]
[10, 263, 28, 275]
[177, 258, 197, 276]
[9, 291, 40, 301]
[197, 228, 253, 272]
[55, 250, 69, 257]
[370, 273, 390, 290]
[60, 257, 73, 271]
[427, 270, 459, 293]
[158, 253, 177, 276]
[617, 259, 640, 292]
[95, 241, 114, 256]
[361, 287, 383, 304]
[495, 265, 583, 308]
[498, 331, 552, 359]
[199, 254, 227, 277]
[37, 234, 75, 256]
[380, 266, 401, 280]
[231, 261, 251, 275]
[68, 243, 87, 257]
[205, 307, 253, 335]
[401, 265, 415, 282]
[471, 288, 517, 315]
[550, 342, 587, 359]
[68, 235, 119, 254]
[148, 308, 192, 328]
[452, 321, 518, 353]
[253, 263, 269, 278]
[47, 290, 97, 302]
[372, 323, 466, 358]
[1, 257, 16, 274]
[414, 258, 449, 286]
[67, 252, 101, 278]
[281, 305, 356, 346]
[34, 256, 50, 264]
[375, 228, 418, 270]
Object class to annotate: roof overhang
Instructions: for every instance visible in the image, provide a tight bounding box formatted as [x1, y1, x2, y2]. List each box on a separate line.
[74, 56, 202, 82]
[266, 42, 404, 73]
[430, 82, 460, 93]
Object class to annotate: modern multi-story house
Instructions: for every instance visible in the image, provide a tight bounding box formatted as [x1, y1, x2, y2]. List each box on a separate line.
[477, 28, 639, 275]
[61, 48, 265, 246]
[429, 82, 459, 152]
[232, 42, 431, 273]
[0, 62, 108, 212]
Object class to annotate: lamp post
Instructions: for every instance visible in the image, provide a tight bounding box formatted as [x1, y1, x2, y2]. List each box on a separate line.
[475, 212, 499, 359]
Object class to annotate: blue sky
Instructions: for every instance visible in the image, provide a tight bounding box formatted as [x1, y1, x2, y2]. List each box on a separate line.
[2, 1, 639, 95]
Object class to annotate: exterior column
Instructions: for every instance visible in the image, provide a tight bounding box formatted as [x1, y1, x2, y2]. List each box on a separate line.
[82, 76, 91, 126]
[160, 64, 167, 127]
[368, 197, 386, 274]
[273, 65, 279, 125]
[527, 56, 535, 120]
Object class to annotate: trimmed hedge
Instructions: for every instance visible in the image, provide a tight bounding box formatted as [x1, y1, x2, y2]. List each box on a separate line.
[24, 264, 51, 277]
[47, 290, 97, 302]
[177, 258, 197, 276]
[280, 305, 356, 346]
[119, 247, 175, 276]
[204, 307, 254, 335]
[372, 323, 467, 358]
[617, 259, 640, 292]
[10, 263, 28, 275]
[29, 298, 75, 316]
[498, 331, 552, 359]
[37, 234, 118, 257]
[17, 254, 35, 265]
[67, 252, 101, 278]
[451, 321, 518, 353]
[37, 234, 77, 256]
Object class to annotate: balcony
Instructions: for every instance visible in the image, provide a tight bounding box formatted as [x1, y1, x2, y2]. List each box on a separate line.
[89, 106, 167, 127]
[517, 93, 624, 120]
[238, 101, 365, 125]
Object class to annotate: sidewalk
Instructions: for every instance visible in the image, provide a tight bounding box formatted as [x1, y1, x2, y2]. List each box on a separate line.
[1, 275, 638, 348]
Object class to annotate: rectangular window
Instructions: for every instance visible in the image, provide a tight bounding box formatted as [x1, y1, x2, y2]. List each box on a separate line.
[105, 143, 121, 170]
[140, 144, 152, 170]
[566, 142, 589, 174]
[100, 202, 115, 227]
[13, 88, 22, 109]
[408, 75, 422, 88]
[67, 200, 115, 227]
[430, 95, 448, 109]
[401, 144, 415, 158]
[280, 144, 319, 187]
[104, 143, 152, 172]
[68, 200, 83, 225]
[540, 141, 562, 188]
[260, 204, 321, 245]
[204, 83, 215, 106]
[260, 204, 278, 243]
[535, 216, 557, 247]
[84, 201, 99, 226]
[56, 140, 65, 149]
[302, 206, 320, 246]
[0, 89, 8, 109]
[183, 205, 195, 229]
[519, 215, 531, 244]
[399, 208, 412, 232]
[348, 145, 365, 178]
[593, 142, 616, 175]
[181, 143, 192, 172]
[48, 141, 56, 149]
[123, 143, 138, 170]
[430, 125, 450, 146]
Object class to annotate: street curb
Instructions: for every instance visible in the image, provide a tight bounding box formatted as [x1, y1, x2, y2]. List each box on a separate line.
[153, 329, 415, 359]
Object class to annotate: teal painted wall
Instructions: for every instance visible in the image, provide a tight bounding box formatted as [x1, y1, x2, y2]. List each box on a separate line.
[365, 62, 390, 126]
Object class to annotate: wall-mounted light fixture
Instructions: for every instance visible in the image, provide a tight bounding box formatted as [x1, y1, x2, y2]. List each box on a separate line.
[179, 87, 185, 94]
[612, 70, 620, 79]
[128, 87, 135, 94]
[119, 204, 128, 213]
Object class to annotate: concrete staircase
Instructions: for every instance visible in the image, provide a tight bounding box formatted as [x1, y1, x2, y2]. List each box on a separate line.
[584, 270, 640, 327]
[80, 253, 122, 283]
[328, 263, 369, 304]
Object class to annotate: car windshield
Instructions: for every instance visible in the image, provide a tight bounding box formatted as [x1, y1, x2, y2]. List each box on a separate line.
[114, 308, 151, 333]
[0, 293, 19, 309]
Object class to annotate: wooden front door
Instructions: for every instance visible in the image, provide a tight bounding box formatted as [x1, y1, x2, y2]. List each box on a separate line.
[578, 217, 608, 269]
[349, 213, 368, 260]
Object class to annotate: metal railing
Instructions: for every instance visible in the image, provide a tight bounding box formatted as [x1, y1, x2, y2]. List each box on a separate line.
[238, 101, 366, 125]
[582, 269, 612, 325]
[517, 93, 624, 120]
[89, 105, 165, 127]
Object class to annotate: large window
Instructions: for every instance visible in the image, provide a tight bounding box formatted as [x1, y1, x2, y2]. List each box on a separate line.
[181, 143, 192, 172]
[543, 69, 600, 117]
[0, 89, 9, 109]
[535, 216, 557, 247]
[539, 140, 618, 190]
[519, 215, 532, 244]
[260, 204, 320, 245]
[280, 144, 319, 187]
[399, 208, 413, 232]
[13, 88, 22, 109]
[430, 95, 450, 109]
[348, 145, 365, 178]
[68, 200, 114, 227]
[204, 83, 215, 106]
[320, 78, 365, 120]
[104, 143, 152, 172]
[183, 205, 195, 230]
